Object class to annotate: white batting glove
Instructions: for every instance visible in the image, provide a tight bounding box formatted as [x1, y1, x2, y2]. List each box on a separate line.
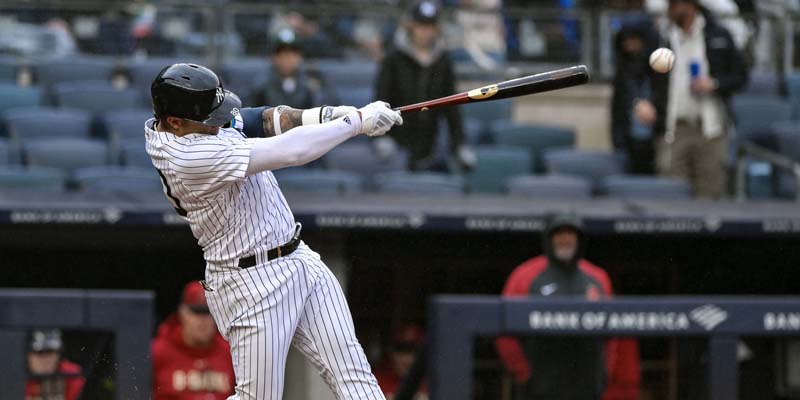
[301, 106, 357, 125]
[356, 101, 403, 137]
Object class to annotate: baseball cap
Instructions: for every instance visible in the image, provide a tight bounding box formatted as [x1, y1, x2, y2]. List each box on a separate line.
[271, 28, 302, 54]
[409, 0, 440, 24]
[181, 281, 210, 314]
[28, 329, 63, 353]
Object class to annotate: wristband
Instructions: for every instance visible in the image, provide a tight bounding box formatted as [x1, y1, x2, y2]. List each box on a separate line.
[301, 106, 333, 125]
[273, 105, 288, 135]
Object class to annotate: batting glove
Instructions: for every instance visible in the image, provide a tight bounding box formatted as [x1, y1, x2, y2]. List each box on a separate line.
[356, 101, 403, 137]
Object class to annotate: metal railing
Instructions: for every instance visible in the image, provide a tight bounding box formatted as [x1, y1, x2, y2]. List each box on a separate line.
[736, 141, 800, 202]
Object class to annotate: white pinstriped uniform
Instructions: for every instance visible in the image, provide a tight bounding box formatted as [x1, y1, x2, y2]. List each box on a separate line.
[145, 117, 385, 400]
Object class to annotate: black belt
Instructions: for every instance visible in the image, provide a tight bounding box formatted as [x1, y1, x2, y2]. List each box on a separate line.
[238, 225, 302, 269]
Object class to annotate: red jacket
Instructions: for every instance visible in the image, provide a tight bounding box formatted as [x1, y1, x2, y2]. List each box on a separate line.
[25, 360, 85, 400]
[495, 256, 641, 400]
[151, 314, 235, 400]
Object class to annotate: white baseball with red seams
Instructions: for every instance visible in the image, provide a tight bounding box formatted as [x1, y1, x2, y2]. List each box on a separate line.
[650, 48, 675, 74]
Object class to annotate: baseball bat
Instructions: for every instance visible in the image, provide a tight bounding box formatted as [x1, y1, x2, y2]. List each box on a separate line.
[394, 65, 589, 114]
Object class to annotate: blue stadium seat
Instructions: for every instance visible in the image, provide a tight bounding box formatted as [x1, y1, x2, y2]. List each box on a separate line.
[732, 95, 792, 145]
[324, 142, 407, 187]
[3, 107, 91, 142]
[374, 171, 464, 195]
[313, 60, 377, 87]
[74, 166, 161, 194]
[0, 55, 19, 82]
[335, 86, 373, 108]
[0, 166, 65, 192]
[489, 121, 575, 172]
[602, 175, 691, 199]
[460, 99, 512, 140]
[36, 57, 115, 90]
[53, 81, 140, 113]
[0, 138, 9, 165]
[221, 59, 269, 105]
[543, 148, 626, 190]
[743, 71, 781, 96]
[102, 109, 152, 163]
[467, 145, 532, 193]
[773, 122, 800, 197]
[119, 139, 151, 168]
[787, 74, 800, 120]
[128, 58, 201, 106]
[0, 84, 42, 113]
[274, 169, 364, 194]
[505, 174, 592, 199]
[25, 139, 108, 174]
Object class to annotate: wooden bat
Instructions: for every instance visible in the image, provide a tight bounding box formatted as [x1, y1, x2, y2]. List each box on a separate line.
[394, 65, 589, 114]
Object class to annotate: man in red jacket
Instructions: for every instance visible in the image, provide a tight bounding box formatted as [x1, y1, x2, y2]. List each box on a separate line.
[25, 329, 85, 400]
[495, 214, 640, 400]
[374, 323, 428, 400]
[152, 281, 235, 400]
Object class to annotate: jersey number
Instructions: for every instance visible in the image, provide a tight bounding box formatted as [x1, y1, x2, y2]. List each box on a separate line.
[156, 169, 188, 217]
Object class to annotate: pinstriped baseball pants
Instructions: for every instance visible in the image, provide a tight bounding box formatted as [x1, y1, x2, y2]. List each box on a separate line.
[205, 242, 385, 400]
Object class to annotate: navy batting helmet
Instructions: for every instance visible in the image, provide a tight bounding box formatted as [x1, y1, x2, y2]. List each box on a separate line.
[151, 63, 242, 126]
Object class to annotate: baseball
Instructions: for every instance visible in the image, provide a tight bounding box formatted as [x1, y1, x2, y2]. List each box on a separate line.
[649, 48, 675, 74]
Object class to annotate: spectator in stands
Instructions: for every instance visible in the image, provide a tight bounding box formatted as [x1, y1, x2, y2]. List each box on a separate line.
[271, 11, 337, 59]
[374, 323, 428, 400]
[152, 281, 235, 400]
[638, 0, 748, 198]
[253, 29, 327, 110]
[110, 65, 133, 90]
[612, 19, 659, 174]
[495, 214, 641, 400]
[375, 0, 475, 172]
[453, 0, 506, 71]
[25, 329, 85, 400]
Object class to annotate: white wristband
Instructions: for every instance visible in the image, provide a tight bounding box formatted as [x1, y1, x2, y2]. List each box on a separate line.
[342, 110, 362, 136]
[273, 106, 286, 135]
[302, 107, 321, 125]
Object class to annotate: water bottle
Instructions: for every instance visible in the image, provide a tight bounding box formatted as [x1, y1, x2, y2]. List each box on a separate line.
[690, 60, 701, 79]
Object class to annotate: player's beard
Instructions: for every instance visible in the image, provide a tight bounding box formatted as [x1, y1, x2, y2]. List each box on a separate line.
[554, 246, 576, 263]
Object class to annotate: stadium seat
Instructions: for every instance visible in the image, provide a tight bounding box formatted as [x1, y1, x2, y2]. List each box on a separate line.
[460, 99, 512, 139]
[467, 145, 532, 193]
[102, 109, 152, 162]
[25, 139, 109, 174]
[505, 174, 592, 199]
[0, 166, 65, 191]
[374, 171, 464, 195]
[220, 59, 269, 104]
[543, 148, 626, 190]
[129, 58, 201, 106]
[313, 60, 378, 87]
[0, 84, 42, 113]
[489, 121, 575, 172]
[324, 142, 407, 187]
[74, 166, 161, 194]
[787, 73, 800, 120]
[743, 71, 781, 96]
[119, 139, 151, 168]
[773, 122, 800, 197]
[335, 86, 373, 108]
[0, 55, 18, 82]
[0, 138, 9, 165]
[731, 95, 792, 146]
[274, 169, 364, 194]
[53, 82, 140, 113]
[601, 175, 691, 199]
[3, 107, 91, 142]
[36, 57, 115, 90]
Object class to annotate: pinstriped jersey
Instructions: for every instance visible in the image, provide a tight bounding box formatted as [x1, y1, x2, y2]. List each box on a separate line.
[144, 118, 295, 268]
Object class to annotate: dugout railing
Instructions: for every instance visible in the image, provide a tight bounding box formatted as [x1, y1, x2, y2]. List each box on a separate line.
[0, 289, 154, 400]
[428, 295, 800, 400]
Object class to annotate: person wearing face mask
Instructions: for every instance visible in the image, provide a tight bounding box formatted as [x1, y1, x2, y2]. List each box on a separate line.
[611, 20, 659, 174]
[495, 214, 641, 400]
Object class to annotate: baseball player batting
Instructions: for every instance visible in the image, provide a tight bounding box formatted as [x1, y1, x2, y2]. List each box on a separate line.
[145, 63, 402, 400]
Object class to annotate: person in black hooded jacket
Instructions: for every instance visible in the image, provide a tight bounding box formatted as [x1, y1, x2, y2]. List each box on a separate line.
[374, 0, 475, 172]
[611, 18, 660, 174]
[495, 214, 641, 400]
